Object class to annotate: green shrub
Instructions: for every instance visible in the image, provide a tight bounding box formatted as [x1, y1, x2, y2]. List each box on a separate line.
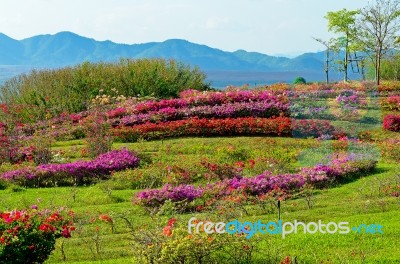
[129, 217, 257, 264]
[293, 76, 307, 85]
[0, 59, 210, 122]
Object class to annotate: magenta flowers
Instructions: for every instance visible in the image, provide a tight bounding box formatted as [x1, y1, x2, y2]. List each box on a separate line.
[1, 149, 140, 187]
[135, 156, 376, 209]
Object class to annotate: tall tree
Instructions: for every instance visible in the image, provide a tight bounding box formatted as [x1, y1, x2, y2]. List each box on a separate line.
[325, 9, 359, 82]
[356, 0, 400, 85]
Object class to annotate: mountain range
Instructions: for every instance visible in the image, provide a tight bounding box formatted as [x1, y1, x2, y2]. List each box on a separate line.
[0, 31, 356, 86]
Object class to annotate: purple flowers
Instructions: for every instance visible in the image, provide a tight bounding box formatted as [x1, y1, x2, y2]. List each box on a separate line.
[1, 149, 140, 187]
[136, 184, 204, 207]
[135, 156, 376, 208]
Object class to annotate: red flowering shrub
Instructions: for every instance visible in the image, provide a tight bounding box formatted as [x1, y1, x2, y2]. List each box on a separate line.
[0, 208, 75, 263]
[0, 122, 26, 164]
[113, 117, 292, 142]
[292, 119, 336, 138]
[383, 114, 400, 132]
[113, 117, 336, 142]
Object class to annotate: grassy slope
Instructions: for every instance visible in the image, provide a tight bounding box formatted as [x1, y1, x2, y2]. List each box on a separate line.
[0, 137, 399, 263]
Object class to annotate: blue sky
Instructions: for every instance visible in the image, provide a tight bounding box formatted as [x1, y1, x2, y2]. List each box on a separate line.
[0, 0, 369, 56]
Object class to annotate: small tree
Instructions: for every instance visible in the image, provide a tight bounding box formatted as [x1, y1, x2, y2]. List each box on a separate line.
[356, 0, 400, 84]
[83, 89, 117, 158]
[325, 8, 359, 82]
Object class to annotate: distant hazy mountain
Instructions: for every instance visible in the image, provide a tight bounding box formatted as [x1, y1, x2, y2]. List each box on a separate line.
[0, 31, 327, 70]
[0, 31, 358, 85]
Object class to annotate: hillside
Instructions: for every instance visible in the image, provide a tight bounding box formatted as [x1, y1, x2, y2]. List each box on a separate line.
[0, 31, 326, 71]
[0, 84, 399, 263]
[0, 31, 363, 85]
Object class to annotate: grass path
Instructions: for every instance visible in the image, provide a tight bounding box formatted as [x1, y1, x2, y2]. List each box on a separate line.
[0, 137, 398, 263]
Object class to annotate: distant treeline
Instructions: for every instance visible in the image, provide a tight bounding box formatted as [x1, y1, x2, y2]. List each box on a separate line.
[0, 58, 210, 122]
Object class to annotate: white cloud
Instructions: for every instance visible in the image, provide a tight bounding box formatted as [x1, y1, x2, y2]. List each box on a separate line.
[204, 17, 230, 30]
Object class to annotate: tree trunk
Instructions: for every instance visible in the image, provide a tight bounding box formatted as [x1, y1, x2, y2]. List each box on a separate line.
[344, 34, 349, 82]
[376, 46, 383, 85]
[376, 58, 381, 85]
[325, 48, 329, 84]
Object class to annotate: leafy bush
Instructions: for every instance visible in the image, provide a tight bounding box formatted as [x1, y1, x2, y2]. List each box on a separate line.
[382, 95, 400, 111]
[380, 139, 400, 162]
[129, 218, 256, 264]
[383, 114, 400, 132]
[293, 76, 307, 85]
[0, 59, 210, 122]
[0, 208, 75, 263]
[83, 110, 112, 158]
[382, 183, 400, 197]
[27, 134, 53, 165]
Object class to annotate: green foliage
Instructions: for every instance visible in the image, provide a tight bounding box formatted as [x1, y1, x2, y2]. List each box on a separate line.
[325, 9, 359, 35]
[292, 76, 306, 85]
[0, 59, 210, 122]
[380, 53, 400, 81]
[129, 217, 256, 264]
[325, 8, 359, 81]
[28, 133, 53, 165]
[356, 0, 400, 84]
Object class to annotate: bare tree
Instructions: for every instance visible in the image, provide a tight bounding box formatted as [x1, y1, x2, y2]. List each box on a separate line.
[313, 37, 333, 84]
[356, 0, 400, 85]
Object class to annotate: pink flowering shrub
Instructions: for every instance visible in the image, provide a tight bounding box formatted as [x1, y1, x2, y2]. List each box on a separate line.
[135, 156, 376, 210]
[1, 149, 140, 187]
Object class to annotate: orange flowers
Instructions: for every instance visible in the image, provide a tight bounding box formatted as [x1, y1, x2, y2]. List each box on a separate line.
[162, 218, 177, 237]
[99, 214, 113, 223]
[162, 226, 172, 237]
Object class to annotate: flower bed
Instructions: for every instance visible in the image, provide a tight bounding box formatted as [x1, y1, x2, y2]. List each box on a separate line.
[383, 114, 400, 132]
[113, 117, 337, 142]
[135, 156, 376, 209]
[1, 149, 140, 187]
[113, 100, 289, 127]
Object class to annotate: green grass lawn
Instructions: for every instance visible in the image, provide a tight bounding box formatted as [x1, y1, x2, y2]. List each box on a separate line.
[0, 136, 398, 263]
